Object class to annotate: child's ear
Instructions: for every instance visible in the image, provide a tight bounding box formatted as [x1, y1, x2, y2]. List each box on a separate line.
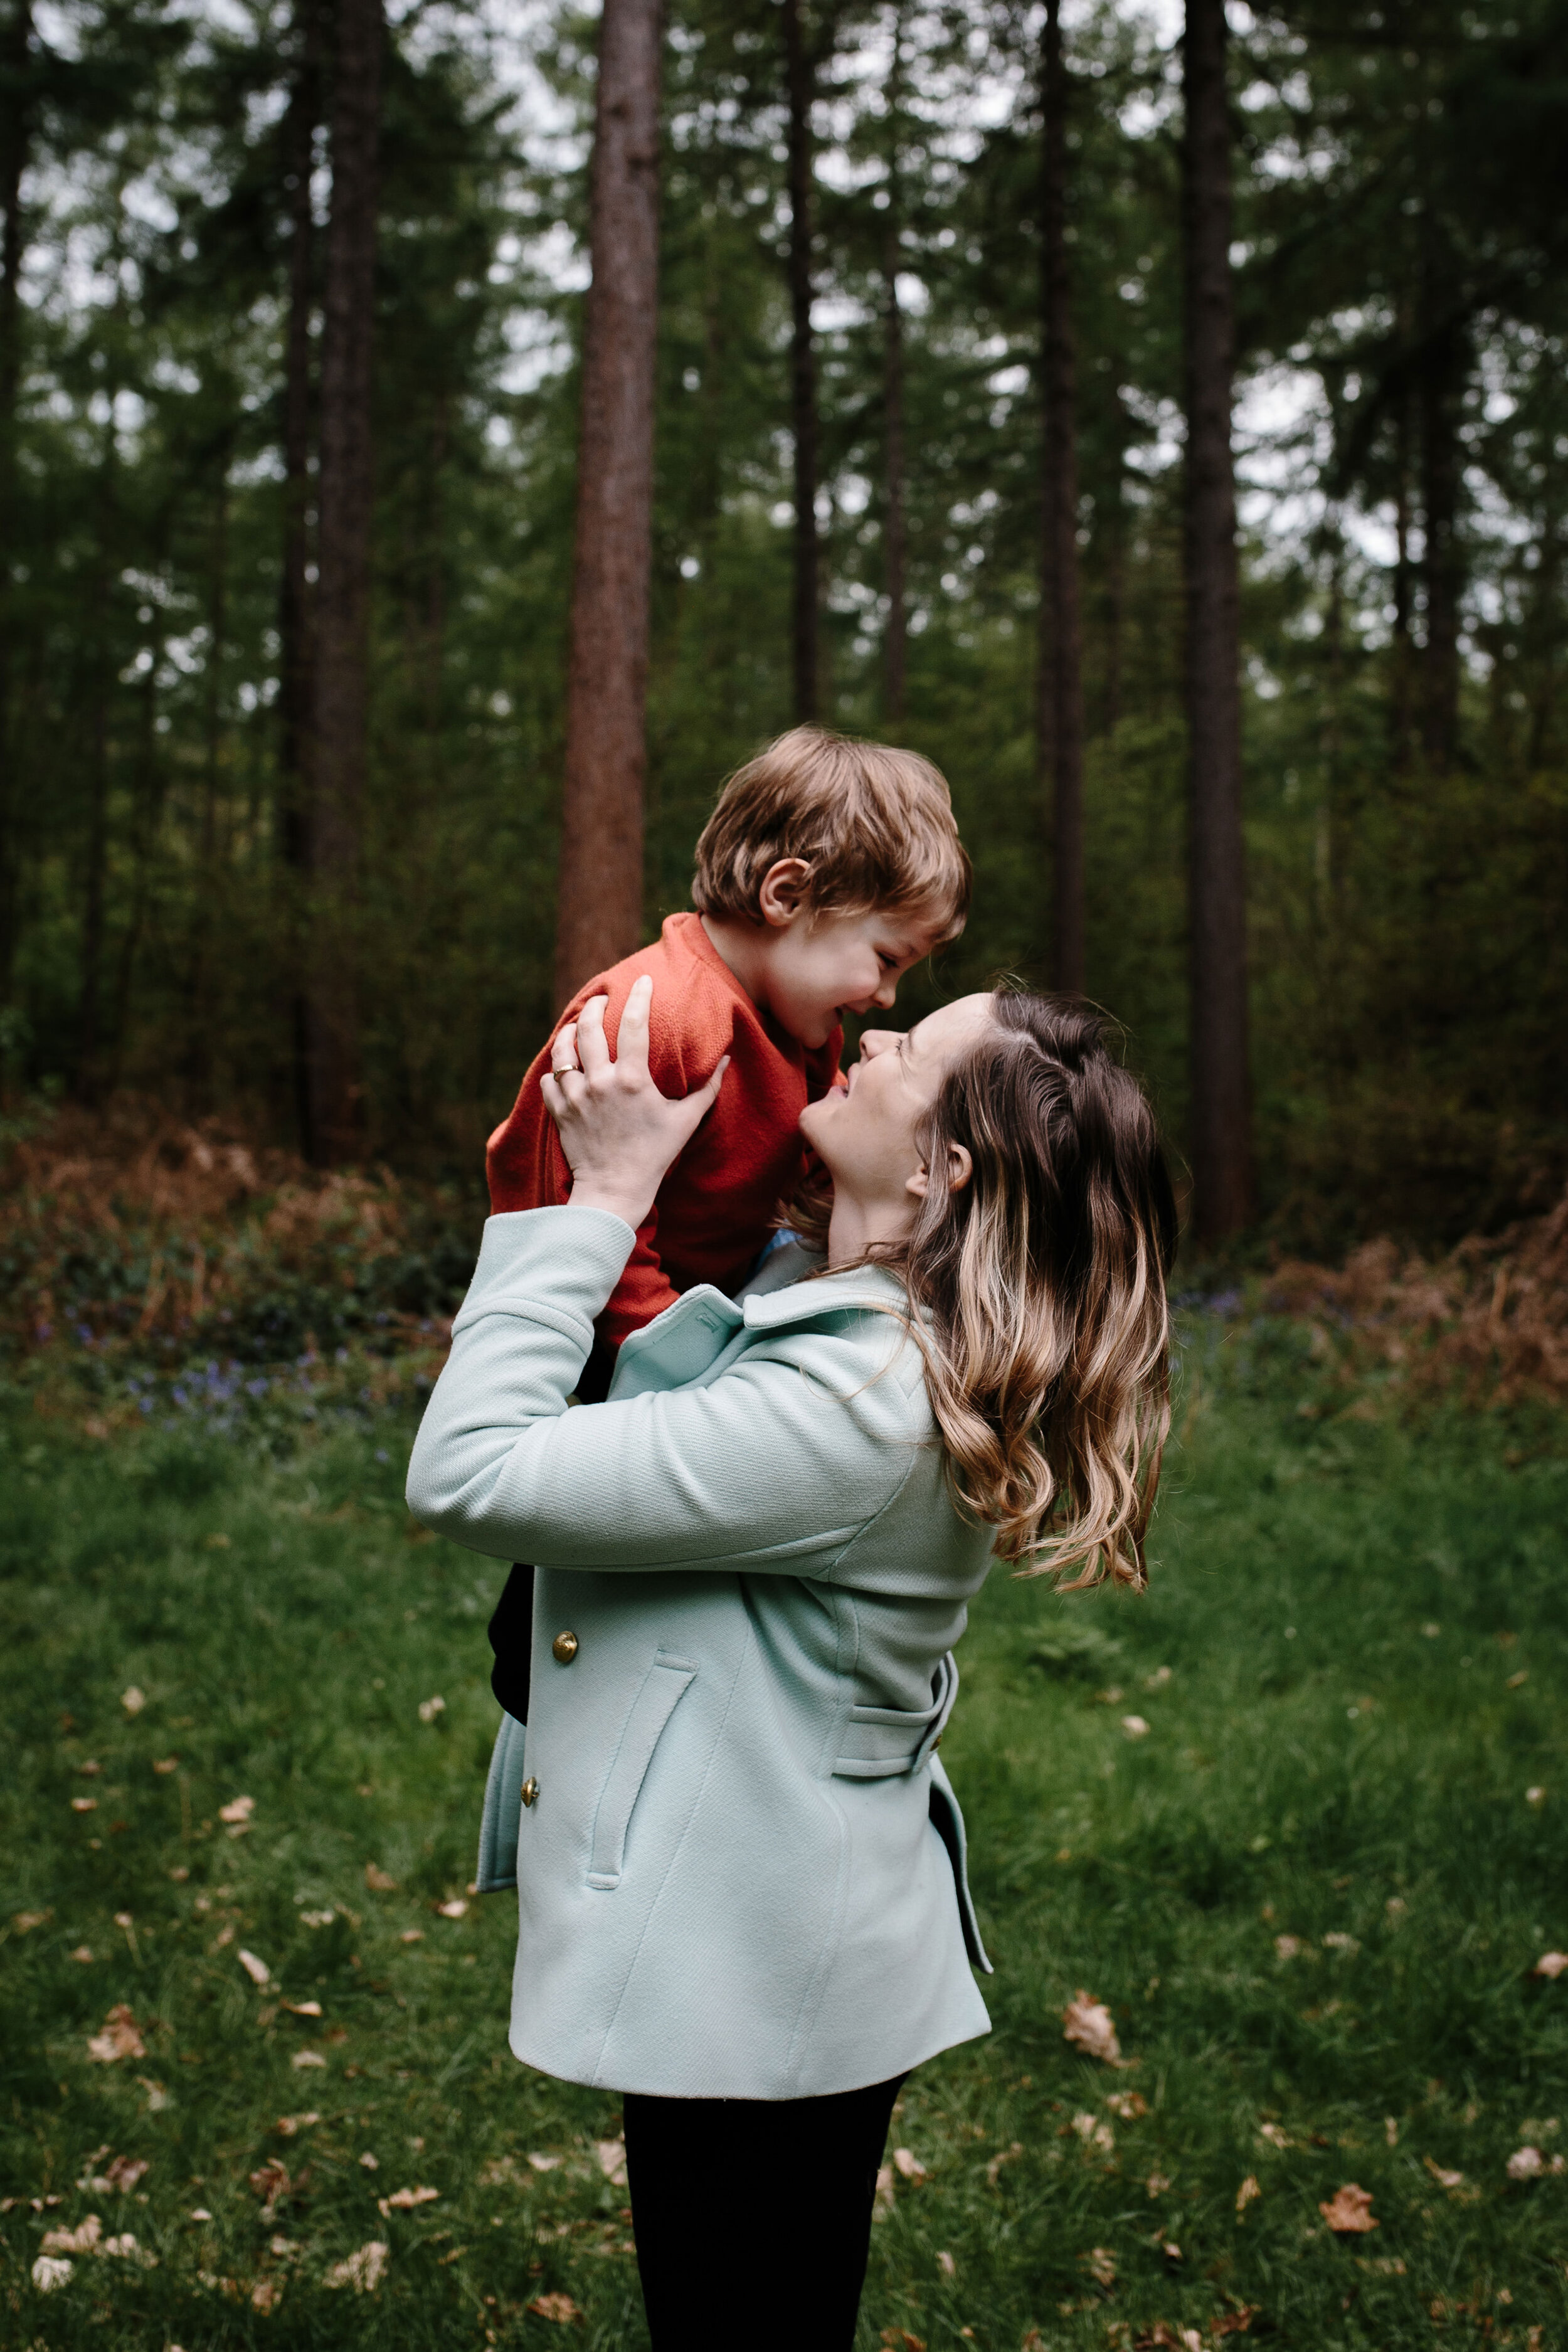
[757, 859, 813, 928]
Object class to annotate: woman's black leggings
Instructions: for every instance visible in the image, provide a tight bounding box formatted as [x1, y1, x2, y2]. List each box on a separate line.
[622, 2074, 904, 2350]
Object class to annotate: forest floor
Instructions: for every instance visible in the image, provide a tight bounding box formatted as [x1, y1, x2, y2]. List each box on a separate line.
[1, 1316, 1565, 2351]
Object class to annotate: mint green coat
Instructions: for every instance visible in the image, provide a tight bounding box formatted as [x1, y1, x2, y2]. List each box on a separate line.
[405, 1205, 994, 2099]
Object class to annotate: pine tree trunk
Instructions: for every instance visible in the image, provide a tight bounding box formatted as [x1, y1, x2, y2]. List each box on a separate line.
[783, 0, 818, 723]
[553, 0, 662, 1007]
[882, 219, 906, 724]
[277, 0, 318, 1153]
[309, 0, 382, 1162]
[1419, 317, 1465, 775]
[1038, 0, 1085, 995]
[0, 0, 34, 1008]
[1181, 0, 1252, 1241]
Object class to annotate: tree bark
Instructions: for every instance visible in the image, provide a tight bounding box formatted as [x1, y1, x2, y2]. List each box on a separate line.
[882, 215, 906, 723]
[1037, 0, 1085, 995]
[783, 0, 818, 723]
[0, 0, 35, 1007]
[553, 0, 662, 1008]
[277, 0, 319, 1155]
[1181, 0, 1253, 1240]
[308, 0, 382, 1162]
[1419, 316, 1465, 775]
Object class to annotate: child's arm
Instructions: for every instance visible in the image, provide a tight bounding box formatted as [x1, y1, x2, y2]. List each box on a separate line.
[487, 978, 730, 1345]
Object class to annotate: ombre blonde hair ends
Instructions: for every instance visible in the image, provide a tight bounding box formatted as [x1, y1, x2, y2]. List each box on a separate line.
[799, 992, 1177, 1587]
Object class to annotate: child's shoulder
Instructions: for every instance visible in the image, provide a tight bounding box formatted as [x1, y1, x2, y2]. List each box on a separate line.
[560, 913, 744, 1074]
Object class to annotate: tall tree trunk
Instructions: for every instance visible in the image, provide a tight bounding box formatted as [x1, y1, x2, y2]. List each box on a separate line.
[1419, 317, 1465, 775]
[309, 0, 382, 1162]
[881, 215, 906, 724]
[1038, 0, 1085, 995]
[188, 439, 230, 1101]
[1181, 0, 1253, 1240]
[278, 0, 319, 1155]
[1390, 377, 1414, 773]
[552, 0, 662, 1007]
[0, 0, 34, 1007]
[880, 12, 906, 723]
[783, 0, 818, 723]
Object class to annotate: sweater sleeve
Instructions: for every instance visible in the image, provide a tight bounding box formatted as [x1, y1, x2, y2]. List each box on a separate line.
[406, 1207, 919, 1574]
[485, 983, 700, 1340]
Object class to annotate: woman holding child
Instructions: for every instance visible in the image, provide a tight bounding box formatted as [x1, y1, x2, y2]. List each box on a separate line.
[406, 731, 1176, 2349]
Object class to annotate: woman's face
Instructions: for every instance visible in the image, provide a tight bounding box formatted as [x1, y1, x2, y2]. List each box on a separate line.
[799, 993, 995, 1214]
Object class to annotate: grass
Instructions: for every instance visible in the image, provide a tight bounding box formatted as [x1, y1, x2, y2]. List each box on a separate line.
[1, 1316, 1565, 2350]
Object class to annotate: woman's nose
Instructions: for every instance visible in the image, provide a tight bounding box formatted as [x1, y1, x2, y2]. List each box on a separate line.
[859, 1028, 901, 1059]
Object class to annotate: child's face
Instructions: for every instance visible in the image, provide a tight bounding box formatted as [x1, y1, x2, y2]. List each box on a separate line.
[753, 900, 951, 1051]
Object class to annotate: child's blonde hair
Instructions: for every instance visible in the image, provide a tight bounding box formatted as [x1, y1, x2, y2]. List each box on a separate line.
[692, 726, 971, 937]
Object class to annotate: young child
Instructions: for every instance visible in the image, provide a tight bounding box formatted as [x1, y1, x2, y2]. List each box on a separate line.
[482, 724, 972, 1715]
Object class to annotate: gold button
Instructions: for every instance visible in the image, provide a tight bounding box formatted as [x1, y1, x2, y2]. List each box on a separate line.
[521, 1777, 538, 1808]
[552, 1630, 580, 1665]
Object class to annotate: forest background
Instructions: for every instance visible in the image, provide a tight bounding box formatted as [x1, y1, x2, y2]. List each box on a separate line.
[2, 0, 1566, 1263]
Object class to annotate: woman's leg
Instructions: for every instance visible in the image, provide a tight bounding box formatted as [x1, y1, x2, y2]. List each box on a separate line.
[623, 2075, 904, 2351]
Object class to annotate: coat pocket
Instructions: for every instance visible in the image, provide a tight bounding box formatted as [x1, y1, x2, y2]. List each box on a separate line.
[831, 1650, 960, 1779]
[587, 1651, 698, 1890]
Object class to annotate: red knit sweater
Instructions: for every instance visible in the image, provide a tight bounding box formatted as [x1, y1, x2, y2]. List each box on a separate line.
[486, 913, 842, 1350]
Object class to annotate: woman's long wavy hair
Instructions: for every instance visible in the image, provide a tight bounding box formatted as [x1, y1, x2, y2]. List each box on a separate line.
[800, 991, 1178, 1587]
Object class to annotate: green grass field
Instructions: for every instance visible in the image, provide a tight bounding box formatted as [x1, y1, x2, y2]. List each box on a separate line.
[2, 1318, 1565, 2350]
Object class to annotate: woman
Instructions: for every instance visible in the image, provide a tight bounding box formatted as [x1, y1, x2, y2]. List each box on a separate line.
[406, 976, 1175, 2349]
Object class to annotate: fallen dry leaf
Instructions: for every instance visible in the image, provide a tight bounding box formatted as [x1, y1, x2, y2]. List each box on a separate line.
[436, 1898, 468, 1919]
[153, 1756, 179, 1774]
[379, 2185, 439, 2212]
[527, 2292, 582, 2323]
[300, 1909, 335, 1928]
[1531, 1951, 1567, 1979]
[986, 2140, 1024, 2186]
[1258, 2121, 1289, 2148]
[218, 1795, 253, 1825]
[526, 2152, 561, 2173]
[31, 2254, 73, 2292]
[290, 2049, 326, 2070]
[878, 2332, 926, 2351]
[42, 2215, 103, 2255]
[1236, 2174, 1261, 2213]
[250, 2160, 290, 2208]
[136, 2076, 169, 2111]
[1083, 2247, 1116, 2287]
[1212, 2312, 1258, 2339]
[70, 1944, 94, 1963]
[1062, 1990, 1121, 2063]
[121, 1686, 146, 1715]
[1274, 1934, 1305, 1961]
[72, 1796, 98, 1813]
[1322, 1931, 1360, 1954]
[13, 1909, 50, 1932]
[892, 2146, 927, 2180]
[418, 1696, 446, 1724]
[936, 2248, 956, 2277]
[87, 2005, 145, 2063]
[1507, 2145, 1544, 2180]
[874, 2163, 896, 2216]
[400, 1928, 425, 1943]
[1145, 2169, 1172, 2197]
[1106, 2090, 1148, 2119]
[1320, 2182, 1379, 2233]
[1121, 1713, 1151, 1737]
[251, 2276, 283, 2312]
[282, 1998, 322, 2017]
[1422, 2155, 1464, 2189]
[238, 1948, 271, 1988]
[275, 2113, 320, 2137]
[325, 2239, 388, 2292]
[1526, 1786, 1545, 1804]
[595, 2137, 627, 2187]
[363, 1863, 396, 1892]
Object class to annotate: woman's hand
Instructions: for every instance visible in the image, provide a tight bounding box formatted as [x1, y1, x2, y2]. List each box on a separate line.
[540, 974, 728, 1232]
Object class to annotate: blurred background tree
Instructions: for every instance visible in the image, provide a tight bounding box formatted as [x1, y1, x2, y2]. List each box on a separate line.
[0, 0, 1564, 1250]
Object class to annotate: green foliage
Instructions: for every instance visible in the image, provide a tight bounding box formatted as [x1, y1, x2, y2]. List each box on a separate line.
[1, 0, 1565, 1238]
[1, 1340, 1564, 2344]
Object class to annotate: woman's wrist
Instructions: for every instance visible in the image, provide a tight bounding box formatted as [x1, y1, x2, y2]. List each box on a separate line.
[563, 1182, 648, 1232]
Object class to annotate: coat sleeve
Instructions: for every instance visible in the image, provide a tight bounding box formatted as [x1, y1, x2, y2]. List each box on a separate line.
[405, 1206, 923, 1573]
